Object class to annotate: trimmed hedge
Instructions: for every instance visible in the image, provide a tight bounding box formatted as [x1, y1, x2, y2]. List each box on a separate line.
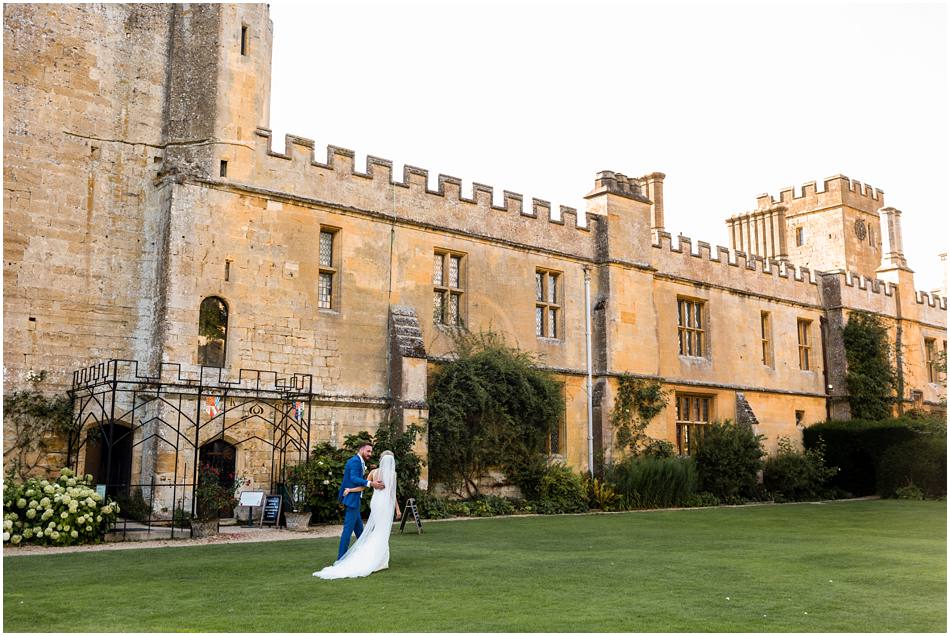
[803, 417, 944, 496]
[877, 435, 947, 498]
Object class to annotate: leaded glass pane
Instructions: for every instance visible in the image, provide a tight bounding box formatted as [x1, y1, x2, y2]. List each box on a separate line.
[448, 293, 460, 326]
[318, 272, 332, 309]
[449, 255, 460, 288]
[433, 292, 443, 323]
[536, 307, 544, 336]
[701, 398, 709, 422]
[319, 231, 333, 267]
[536, 272, 543, 301]
[548, 273, 557, 304]
[433, 253, 443, 286]
[677, 300, 684, 327]
[694, 304, 702, 329]
[548, 308, 557, 338]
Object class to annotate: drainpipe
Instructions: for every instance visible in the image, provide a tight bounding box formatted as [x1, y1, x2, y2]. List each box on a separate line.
[584, 266, 594, 477]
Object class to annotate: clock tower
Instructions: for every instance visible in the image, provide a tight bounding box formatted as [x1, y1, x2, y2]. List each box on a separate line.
[726, 174, 885, 278]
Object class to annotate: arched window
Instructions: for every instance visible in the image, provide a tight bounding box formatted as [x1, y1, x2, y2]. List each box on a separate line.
[198, 297, 228, 367]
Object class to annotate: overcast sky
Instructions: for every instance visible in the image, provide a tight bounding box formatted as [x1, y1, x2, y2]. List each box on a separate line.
[268, 0, 948, 293]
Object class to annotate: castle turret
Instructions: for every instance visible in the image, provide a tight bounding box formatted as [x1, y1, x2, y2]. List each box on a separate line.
[164, 4, 273, 180]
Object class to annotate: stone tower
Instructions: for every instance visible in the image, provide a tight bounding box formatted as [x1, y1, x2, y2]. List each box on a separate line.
[726, 175, 885, 278]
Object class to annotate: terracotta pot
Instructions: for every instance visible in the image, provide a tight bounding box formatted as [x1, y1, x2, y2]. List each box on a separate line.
[285, 511, 312, 531]
[191, 519, 219, 538]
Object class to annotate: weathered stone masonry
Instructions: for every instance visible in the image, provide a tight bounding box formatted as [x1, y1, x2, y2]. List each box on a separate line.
[4, 4, 945, 506]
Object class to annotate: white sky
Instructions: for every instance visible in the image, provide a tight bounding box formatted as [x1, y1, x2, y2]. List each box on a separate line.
[268, 0, 948, 293]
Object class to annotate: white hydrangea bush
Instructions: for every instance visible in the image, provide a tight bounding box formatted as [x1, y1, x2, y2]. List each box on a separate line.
[3, 468, 120, 547]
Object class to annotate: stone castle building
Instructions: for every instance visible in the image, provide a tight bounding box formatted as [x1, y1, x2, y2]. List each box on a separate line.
[4, 4, 946, 513]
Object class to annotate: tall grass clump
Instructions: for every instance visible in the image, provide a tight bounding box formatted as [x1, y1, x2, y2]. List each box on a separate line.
[608, 455, 697, 509]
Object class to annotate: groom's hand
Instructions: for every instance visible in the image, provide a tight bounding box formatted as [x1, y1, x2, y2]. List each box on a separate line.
[371, 480, 385, 489]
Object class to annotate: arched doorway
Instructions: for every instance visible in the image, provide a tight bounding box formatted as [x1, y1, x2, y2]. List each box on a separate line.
[199, 439, 237, 518]
[83, 421, 133, 497]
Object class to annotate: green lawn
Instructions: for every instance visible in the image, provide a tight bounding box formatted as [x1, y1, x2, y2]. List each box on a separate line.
[3, 499, 946, 632]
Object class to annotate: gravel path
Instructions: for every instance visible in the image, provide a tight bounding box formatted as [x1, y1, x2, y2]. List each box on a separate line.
[3, 523, 344, 558]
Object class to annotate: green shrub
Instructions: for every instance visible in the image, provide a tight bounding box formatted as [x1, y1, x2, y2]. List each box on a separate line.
[693, 420, 765, 503]
[608, 455, 697, 509]
[3, 468, 120, 547]
[586, 477, 624, 511]
[414, 492, 449, 519]
[683, 491, 720, 508]
[172, 506, 192, 529]
[804, 418, 921, 496]
[114, 487, 151, 523]
[763, 437, 839, 502]
[877, 436, 947, 499]
[536, 463, 588, 514]
[286, 442, 349, 523]
[893, 483, 925, 500]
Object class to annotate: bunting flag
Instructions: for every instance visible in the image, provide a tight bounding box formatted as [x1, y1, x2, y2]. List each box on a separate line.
[294, 401, 304, 422]
[206, 396, 222, 418]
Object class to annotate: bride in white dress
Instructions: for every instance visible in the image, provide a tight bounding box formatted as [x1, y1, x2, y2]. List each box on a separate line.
[313, 451, 399, 579]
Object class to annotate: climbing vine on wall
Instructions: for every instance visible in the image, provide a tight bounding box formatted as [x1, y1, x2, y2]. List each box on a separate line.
[611, 375, 671, 456]
[427, 330, 564, 498]
[843, 311, 896, 420]
[2, 376, 78, 478]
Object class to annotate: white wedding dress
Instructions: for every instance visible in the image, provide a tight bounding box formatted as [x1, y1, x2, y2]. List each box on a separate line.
[313, 453, 397, 579]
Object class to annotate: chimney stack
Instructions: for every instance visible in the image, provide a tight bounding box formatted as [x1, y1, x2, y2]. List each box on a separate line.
[642, 172, 666, 231]
[878, 207, 909, 269]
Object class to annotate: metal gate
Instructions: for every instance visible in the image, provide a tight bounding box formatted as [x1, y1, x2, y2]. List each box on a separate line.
[67, 360, 313, 538]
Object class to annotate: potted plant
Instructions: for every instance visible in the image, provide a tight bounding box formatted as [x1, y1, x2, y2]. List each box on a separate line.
[192, 463, 245, 538]
[284, 462, 312, 531]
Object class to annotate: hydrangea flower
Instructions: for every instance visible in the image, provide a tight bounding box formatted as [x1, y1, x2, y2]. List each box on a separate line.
[50, 531, 60, 540]
[26, 509, 36, 519]
[2, 532, 9, 541]
[60, 511, 68, 519]
[3, 520, 12, 531]
[70, 530, 78, 538]
[11, 535, 22, 544]
[86, 525, 93, 532]
[16, 498, 26, 508]
[40, 497, 50, 508]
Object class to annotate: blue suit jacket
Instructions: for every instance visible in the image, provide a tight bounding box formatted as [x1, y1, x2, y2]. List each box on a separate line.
[339, 455, 371, 509]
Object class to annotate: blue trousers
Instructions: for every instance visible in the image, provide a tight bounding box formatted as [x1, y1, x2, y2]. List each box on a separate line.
[338, 505, 363, 559]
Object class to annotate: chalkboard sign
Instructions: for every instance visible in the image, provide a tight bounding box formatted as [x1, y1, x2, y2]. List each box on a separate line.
[399, 497, 423, 534]
[260, 494, 282, 527]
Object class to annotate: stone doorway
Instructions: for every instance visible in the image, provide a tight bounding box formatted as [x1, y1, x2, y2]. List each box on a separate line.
[82, 421, 133, 497]
[199, 439, 237, 518]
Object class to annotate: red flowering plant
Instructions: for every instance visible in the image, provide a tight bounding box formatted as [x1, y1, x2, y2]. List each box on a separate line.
[194, 463, 246, 521]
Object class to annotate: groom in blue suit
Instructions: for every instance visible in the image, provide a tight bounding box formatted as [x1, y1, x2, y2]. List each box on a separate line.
[338, 442, 384, 559]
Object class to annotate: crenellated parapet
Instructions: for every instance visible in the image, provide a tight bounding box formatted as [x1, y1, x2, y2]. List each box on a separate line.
[246, 129, 595, 258]
[651, 231, 821, 304]
[755, 174, 884, 216]
[915, 290, 947, 310]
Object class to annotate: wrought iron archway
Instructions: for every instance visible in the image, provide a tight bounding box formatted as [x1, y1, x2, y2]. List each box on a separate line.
[67, 359, 314, 538]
